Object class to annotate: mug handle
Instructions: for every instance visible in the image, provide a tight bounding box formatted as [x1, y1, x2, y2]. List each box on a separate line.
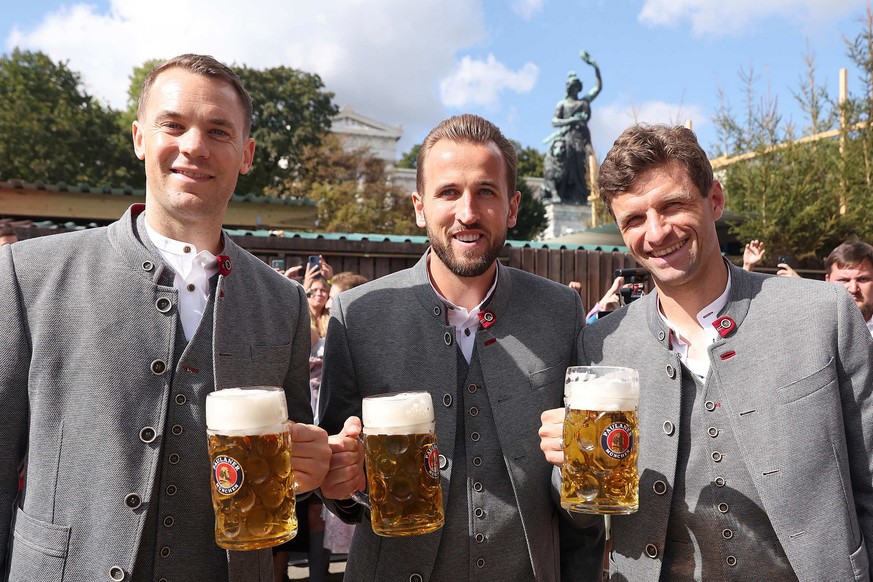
[349, 435, 371, 510]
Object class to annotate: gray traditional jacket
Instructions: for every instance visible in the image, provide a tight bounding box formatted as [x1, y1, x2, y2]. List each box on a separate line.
[579, 263, 873, 581]
[0, 205, 311, 582]
[319, 253, 594, 581]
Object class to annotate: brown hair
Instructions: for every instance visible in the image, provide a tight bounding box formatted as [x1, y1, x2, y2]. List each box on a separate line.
[598, 124, 713, 213]
[826, 240, 873, 273]
[330, 271, 368, 292]
[416, 114, 517, 195]
[137, 54, 253, 137]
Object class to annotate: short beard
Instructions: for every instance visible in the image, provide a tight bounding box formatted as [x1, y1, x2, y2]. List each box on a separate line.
[428, 227, 504, 278]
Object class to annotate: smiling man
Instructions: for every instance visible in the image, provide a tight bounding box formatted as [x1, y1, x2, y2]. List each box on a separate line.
[540, 124, 873, 581]
[0, 54, 329, 582]
[318, 114, 601, 582]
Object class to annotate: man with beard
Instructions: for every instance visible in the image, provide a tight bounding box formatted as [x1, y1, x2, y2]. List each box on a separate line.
[317, 114, 601, 581]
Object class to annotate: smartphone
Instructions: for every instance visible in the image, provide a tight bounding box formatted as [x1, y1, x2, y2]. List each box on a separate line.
[270, 258, 286, 270]
[307, 255, 321, 273]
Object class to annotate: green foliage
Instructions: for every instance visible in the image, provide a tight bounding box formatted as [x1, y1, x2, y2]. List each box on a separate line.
[714, 17, 873, 266]
[508, 178, 548, 241]
[513, 140, 545, 177]
[290, 134, 418, 234]
[396, 144, 421, 169]
[0, 49, 143, 186]
[234, 65, 337, 197]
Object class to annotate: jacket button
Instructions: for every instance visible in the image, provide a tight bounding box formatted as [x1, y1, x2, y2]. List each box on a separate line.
[163, 515, 175, 528]
[476, 557, 486, 568]
[169, 453, 181, 465]
[657, 331, 666, 341]
[471, 431, 480, 442]
[155, 297, 172, 313]
[109, 566, 126, 581]
[714, 476, 726, 487]
[141, 261, 154, 272]
[171, 424, 183, 436]
[472, 456, 483, 467]
[652, 480, 667, 495]
[711, 451, 723, 462]
[166, 484, 178, 496]
[444, 331, 453, 346]
[151, 360, 167, 375]
[443, 394, 453, 407]
[175, 394, 187, 405]
[722, 528, 734, 539]
[666, 364, 676, 379]
[718, 503, 729, 513]
[645, 544, 658, 558]
[124, 493, 141, 509]
[433, 306, 441, 316]
[468, 384, 478, 393]
[139, 427, 156, 443]
[474, 507, 484, 518]
[726, 555, 737, 567]
[475, 532, 485, 543]
[438, 454, 447, 469]
[662, 421, 674, 435]
[469, 406, 479, 417]
[473, 481, 483, 492]
[708, 426, 719, 437]
[704, 400, 716, 412]
[160, 546, 171, 558]
[409, 575, 423, 582]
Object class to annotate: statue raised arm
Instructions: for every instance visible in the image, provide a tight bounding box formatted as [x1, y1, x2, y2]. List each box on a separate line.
[542, 50, 602, 205]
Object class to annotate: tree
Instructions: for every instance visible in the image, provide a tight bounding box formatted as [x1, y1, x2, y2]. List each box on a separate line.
[0, 49, 143, 186]
[514, 141, 545, 178]
[508, 177, 548, 241]
[396, 144, 421, 169]
[290, 134, 418, 234]
[713, 26, 873, 267]
[235, 65, 337, 197]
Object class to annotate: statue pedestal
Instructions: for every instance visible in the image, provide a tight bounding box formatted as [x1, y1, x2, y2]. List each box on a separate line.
[540, 202, 591, 240]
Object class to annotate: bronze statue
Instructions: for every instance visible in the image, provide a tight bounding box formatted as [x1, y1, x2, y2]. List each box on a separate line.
[542, 50, 602, 205]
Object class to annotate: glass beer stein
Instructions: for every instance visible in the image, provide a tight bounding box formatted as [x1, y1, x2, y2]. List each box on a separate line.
[561, 366, 640, 515]
[355, 391, 444, 537]
[206, 386, 297, 549]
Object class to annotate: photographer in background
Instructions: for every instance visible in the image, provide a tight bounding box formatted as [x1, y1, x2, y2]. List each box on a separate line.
[578, 268, 649, 324]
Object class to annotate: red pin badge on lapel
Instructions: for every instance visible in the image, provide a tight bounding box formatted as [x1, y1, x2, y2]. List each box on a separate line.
[713, 316, 735, 338]
[478, 310, 496, 329]
[216, 255, 232, 277]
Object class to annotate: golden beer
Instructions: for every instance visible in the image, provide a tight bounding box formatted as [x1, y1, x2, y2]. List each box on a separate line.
[561, 367, 640, 515]
[206, 387, 297, 549]
[361, 392, 444, 537]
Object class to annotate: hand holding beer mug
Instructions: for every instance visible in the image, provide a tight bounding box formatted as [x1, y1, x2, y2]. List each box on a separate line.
[206, 386, 297, 549]
[356, 391, 444, 536]
[561, 367, 639, 514]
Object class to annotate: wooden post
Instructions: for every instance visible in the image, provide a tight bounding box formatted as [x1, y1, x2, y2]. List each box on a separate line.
[839, 67, 848, 215]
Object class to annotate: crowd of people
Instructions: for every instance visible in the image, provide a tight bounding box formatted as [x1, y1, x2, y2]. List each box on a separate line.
[2, 53, 872, 582]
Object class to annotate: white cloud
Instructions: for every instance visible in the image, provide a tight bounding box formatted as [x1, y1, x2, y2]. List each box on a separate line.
[639, 0, 862, 37]
[4, 0, 488, 149]
[512, 0, 545, 20]
[589, 100, 707, 159]
[440, 54, 539, 109]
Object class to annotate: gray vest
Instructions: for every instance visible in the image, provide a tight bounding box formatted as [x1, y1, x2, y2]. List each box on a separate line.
[133, 278, 229, 582]
[663, 365, 796, 581]
[430, 346, 533, 581]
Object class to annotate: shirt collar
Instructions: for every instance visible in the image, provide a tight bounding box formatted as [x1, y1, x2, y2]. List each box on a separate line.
[144, 219, 218, 276]
[425, 249, 499, 327]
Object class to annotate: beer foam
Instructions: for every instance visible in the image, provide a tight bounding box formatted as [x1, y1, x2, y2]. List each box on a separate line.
[206, 387, 289, 434]
[565, 371, 639, 412]
[362, 392, 434, 434]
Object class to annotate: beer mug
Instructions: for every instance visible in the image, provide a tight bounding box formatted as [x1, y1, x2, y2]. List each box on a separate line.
[206, 386, 297, 549]
[355, 391, 444, 537]
[561, 366, 640, 514]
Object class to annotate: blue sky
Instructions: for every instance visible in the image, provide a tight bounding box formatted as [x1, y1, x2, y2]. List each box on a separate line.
[1, 0, 867, 161]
